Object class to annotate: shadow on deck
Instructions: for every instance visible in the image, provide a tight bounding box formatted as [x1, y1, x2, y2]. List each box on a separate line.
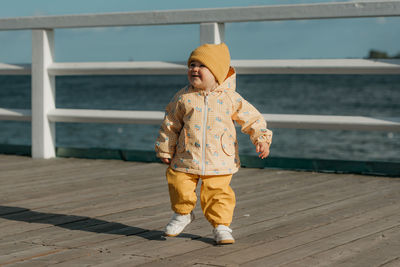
[0, 154, 399, 266]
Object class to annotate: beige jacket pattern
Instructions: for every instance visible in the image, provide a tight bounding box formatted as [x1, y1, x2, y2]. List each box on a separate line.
[155, 68, 272, 175]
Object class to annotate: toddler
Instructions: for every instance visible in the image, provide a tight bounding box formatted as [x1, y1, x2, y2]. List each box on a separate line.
[155, 43, 272, 244]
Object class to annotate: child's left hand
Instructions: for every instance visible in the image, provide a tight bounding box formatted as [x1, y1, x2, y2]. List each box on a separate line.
[256, 142, 270, 159]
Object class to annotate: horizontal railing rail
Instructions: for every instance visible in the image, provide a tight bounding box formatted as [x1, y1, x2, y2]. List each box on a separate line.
[2, 59, 400, 76]
[1, 1, 400, 30]
[0, 1, 399, 158]
[1, 108, 399, 132]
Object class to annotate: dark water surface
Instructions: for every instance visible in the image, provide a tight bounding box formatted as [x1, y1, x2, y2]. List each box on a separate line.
[1, 74, 399, 162]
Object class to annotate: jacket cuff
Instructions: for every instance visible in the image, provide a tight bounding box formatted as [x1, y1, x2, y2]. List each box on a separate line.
[253, 135, 272, 146]
[156, 152, 174, 159]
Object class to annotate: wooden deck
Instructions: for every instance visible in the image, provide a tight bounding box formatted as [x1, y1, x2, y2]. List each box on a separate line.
[0, 154, 399, 267]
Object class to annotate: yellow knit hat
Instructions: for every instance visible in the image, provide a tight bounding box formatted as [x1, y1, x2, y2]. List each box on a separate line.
[187, 43, 231, 85]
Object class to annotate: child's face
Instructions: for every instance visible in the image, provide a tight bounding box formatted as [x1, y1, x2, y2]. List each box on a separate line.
[188, 61, 218, 91]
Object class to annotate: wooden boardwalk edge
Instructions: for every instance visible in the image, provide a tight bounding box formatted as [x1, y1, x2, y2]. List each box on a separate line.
[1, 144, 399, 177]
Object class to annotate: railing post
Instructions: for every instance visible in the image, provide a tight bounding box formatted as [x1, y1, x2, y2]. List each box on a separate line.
[200, 23, 225, 44]
[31, 29, 56, 158]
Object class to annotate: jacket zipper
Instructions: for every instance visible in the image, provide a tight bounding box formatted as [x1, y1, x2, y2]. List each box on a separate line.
[201, 94, 208, 175]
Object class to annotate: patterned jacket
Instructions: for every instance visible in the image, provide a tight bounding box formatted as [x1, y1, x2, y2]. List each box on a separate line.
[155, 67, 272, 175]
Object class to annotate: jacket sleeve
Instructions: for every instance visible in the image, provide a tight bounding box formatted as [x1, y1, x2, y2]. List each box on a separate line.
[155, 89, 185, 159]
[230, 92, 273, 146]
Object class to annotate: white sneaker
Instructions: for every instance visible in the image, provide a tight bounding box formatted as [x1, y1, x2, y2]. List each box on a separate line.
[164, 212, 195, 237]
[213, 225, 235, 245]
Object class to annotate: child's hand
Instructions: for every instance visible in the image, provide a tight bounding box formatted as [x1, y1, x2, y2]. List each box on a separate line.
[161, 158, 171, 164]
[256, 142, 270, 159]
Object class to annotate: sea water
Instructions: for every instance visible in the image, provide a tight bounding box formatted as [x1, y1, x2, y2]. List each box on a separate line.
[0, 74, 399, 162]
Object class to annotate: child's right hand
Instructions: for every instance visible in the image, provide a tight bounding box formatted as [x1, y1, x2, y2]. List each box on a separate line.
[256, 142, 270, 159]
[161, 158, 171, 164]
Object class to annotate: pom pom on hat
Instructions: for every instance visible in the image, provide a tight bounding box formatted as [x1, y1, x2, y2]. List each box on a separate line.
[187, 43, 231, 85]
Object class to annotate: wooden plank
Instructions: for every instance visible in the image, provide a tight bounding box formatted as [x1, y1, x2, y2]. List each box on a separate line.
[0, 209, 169, 265]
[380, 257, 400, 267]
[45, 250, 152, 267]
[2, 248, 93, 267]
[0, 158, 152, 185]
[286, 226, 400, 267]
[0, 206, 170, 256]
[132, 176, 400, 266]
[0, 160, 384, 219]
[244, 181, 396, 238]
[1, 193, 170, 241]
[1, 160, 162, 203]
[157, 189, 400, 266]
[233, 174, 380, 216]
[238, 211, 400, 266]
[37, 189, 390, 267]
[230, 185, 396, 243]
[0, 1, 399, 30]
[0, 189, 170, 238]
[152, 199, 400, 266]
[0, 160, 170, 240]
[103, 178, 391, 265]
[3, 172, 164, 211]
[1, 155, 400, 266]
[0, 191, 196, 264]
[0, 159, 283, 206]
[1, 161, 164, 198]
[0, 245, 64, 266]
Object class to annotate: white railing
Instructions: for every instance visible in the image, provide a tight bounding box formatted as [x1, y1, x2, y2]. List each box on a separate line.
[0, 1, 400, 158]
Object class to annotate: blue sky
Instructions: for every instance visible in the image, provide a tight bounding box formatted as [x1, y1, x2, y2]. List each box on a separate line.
[0, 0, 399, 63]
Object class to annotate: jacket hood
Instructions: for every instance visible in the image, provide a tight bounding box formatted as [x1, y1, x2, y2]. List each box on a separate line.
[214, 67, 236, 92]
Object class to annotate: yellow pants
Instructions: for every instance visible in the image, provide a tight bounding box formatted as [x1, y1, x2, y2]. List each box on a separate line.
[166, 167, 236, 227]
